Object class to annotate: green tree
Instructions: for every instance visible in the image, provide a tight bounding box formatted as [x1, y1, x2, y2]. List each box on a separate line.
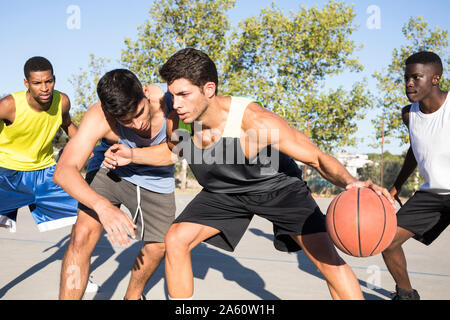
[69, 54, 112, 125]
[119, 0, 236, 189]
[357, 152, 425, 197]
[223, 0, 370, 152]
[55, 55, 111, 162]
[373, 16, 449, 145]
[71, 0, 371, 154]
[121, 0, 235, 85]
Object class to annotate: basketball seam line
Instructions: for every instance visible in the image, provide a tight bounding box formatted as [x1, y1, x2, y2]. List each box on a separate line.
[357, 188, 363, 257]
[369, 192, 387, 256]
[332, 193, 352, 256]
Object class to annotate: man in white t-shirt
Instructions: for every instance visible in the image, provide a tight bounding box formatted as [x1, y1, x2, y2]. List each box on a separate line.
[382, 51, 449, 300]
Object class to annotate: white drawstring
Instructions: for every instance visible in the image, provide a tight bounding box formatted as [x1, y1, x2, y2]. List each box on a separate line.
[132, 186, 144, 240]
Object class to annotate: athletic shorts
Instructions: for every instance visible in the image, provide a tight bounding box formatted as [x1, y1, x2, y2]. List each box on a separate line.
[0, 165, 78, 232]
[79, 168, 176, 242]
[174, 180, 326, 252]
[396, 191, 450, 245]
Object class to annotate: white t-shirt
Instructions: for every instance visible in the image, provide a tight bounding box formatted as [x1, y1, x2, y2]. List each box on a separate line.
[409, 93, 450, 194]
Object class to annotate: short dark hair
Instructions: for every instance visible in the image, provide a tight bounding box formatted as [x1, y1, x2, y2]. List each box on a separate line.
[405, 51, 443, 75]
[159, 48, 219, 94]
[24, 56, 54, 79]
[97, 69, 145, 118]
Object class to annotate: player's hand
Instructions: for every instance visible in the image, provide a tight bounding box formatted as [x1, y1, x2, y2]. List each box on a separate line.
[389, 186, 403, 207]
[93, 200, 136, 246]
[346, 179, 395, 206]
[103, 144, 133, 170]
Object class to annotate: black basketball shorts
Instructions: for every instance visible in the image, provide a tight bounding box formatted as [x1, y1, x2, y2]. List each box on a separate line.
[396, 191, 450, 245]
[173, 180, 327, 252]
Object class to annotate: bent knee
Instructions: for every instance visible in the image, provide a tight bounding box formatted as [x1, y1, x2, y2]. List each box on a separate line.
[143, 241, 166, 256]
[164, 223, 197, 254]
[70, 220, 102, 250]
[384, 227, 413, 252]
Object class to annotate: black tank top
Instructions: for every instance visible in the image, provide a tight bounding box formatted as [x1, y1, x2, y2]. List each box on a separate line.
[175, 97, 303, 194]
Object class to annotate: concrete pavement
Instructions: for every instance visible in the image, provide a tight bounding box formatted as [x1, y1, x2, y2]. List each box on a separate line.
[1, 195, 450, 300]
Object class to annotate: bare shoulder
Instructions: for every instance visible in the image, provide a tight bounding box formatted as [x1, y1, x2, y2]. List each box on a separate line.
[0, 94, 15, 108]
[145, 84, 164, 95]
[79, 102, 111, 135]
[242, 101, 286, 131]
[144, 84, 165, 100]
[58, 92, 71, 113]
[0, 94, 15, 121]
[401, 104, 412, 127]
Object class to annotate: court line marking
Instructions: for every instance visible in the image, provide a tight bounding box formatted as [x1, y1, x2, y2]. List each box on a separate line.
[2, 237, 450, 279]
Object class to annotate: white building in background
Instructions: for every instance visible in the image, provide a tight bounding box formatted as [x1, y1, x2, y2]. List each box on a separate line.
[295, 153, 373, 180]
[334, 153, 373, 178]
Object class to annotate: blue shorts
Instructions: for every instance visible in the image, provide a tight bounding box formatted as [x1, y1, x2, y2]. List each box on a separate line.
[0, 165, 78, 232]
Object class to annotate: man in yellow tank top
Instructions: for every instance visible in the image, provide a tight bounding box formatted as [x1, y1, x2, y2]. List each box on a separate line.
[0, 56, 78, 233]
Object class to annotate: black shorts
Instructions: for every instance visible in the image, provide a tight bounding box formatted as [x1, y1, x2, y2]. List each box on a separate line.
[397, 191, 450, 245]
[174, 180, 326, 252]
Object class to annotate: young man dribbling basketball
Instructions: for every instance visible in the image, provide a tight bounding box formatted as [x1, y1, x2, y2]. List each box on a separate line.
[103, 48, 394, 300]
[382, 51, 449, 300]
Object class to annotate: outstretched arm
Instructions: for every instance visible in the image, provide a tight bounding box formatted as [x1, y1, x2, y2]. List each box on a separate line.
[390, 147, 417, 206]
[102, 142, 177, 170]
[389, 105, 415, 206]
[243, 103, 394, 203]
[102, 110, 179, 169]
[54, 103, 136, 245]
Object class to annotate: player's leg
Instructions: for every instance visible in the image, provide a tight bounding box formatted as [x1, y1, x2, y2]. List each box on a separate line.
[381, 191, 448, 300]
[291, 232, 363, 300]
[122, 187, 176, 300]
[251, 180, 363, 299]
[381, 227, 414, 291]
[124, 241, 166, 300]
[59, 208, 103, 299]
[0, 168, 34, 232]
[165, 222, 220, 299]
[57, 169, 116, 299]
[31, 165, 78, 232]
[165, 189, 252, 299]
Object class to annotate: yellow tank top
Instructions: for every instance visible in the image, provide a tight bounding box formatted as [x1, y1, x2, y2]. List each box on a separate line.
[0, 90, 62, 171]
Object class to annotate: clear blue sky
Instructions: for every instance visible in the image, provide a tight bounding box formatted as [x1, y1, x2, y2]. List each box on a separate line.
[1, 0, 448, 155]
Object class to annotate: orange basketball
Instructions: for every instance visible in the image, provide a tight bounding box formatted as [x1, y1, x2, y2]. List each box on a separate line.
[325, 187, 397, 257]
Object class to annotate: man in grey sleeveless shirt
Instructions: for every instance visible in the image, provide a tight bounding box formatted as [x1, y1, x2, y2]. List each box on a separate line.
[382, 52, 449, 300]
[54, 69, 175, 300]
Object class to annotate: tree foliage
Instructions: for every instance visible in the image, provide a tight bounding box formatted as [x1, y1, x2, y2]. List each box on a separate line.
[68, 54, 111, 125]
[357, 152, 425, 197]
[121, 0, 235, 85]
[222, 1, 369, 151]
[70, 0, 372, 153]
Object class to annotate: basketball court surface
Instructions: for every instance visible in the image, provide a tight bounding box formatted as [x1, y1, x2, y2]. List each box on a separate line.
[1, 195, 449, 300]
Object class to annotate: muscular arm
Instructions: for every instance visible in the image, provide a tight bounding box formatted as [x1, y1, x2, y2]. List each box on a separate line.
[392, 147, 417, 192]
[60, 93, 78, 138]
[390, 105, 416, 202]
[54, 103, 107, 207]
[54, 103, 136, 245]
[102, 110, 178, 169]
[243, 103, 357, 188]
[0, 95, 16, 125]
[242, 103, 393, 203]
